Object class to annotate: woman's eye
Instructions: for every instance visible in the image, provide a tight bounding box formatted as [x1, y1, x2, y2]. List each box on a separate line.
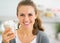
[28, 13, 33, 16]
[20, 14, 25, 16]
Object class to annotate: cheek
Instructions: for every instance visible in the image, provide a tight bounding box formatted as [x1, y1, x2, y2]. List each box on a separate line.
[18, 17, 23, 23]
[30, 17, 35, 23]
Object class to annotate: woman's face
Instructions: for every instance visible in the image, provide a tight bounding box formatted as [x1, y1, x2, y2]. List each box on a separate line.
[17, 5, 37, 30]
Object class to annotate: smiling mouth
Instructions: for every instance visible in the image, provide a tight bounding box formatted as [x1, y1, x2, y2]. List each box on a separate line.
[24, 22, 29, 25]
[23, 22, 30, 25]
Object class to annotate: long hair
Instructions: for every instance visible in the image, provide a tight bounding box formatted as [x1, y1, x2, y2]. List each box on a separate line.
[17, 0, 44, 35]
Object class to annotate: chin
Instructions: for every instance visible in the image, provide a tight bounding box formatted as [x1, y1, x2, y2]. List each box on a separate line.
[23, 26, 31, 29]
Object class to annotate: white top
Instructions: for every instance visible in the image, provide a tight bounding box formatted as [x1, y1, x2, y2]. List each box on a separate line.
[16, 31, 37, 43]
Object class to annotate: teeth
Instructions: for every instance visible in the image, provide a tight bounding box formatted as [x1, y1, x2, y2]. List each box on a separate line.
[24, 22, 29, 25]
[25, 23, 29, 24]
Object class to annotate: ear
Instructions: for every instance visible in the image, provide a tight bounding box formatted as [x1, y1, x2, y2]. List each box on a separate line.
[35, 10, 39, 19]
[35, 14, 38, 19]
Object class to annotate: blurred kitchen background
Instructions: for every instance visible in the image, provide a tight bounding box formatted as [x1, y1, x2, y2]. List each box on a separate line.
[0, 0, 60, 43]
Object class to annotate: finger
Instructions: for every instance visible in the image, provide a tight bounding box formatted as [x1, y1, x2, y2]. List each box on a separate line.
[2, 30, 13, 38]
[4, 27, 11, 32]
[2, 33, 15, 41]
[2, 28, 11, 35]
[7, 33, 15, 41]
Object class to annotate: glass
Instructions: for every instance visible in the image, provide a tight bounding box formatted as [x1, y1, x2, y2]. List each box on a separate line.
[2, 20, 17, 34]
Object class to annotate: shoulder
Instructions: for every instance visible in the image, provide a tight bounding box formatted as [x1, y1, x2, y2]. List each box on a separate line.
[37, 31, 48, 39]
[37, 31, 49, 43]
[37, 31, 46, 36]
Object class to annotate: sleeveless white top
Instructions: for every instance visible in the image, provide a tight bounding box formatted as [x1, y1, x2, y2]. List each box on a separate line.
[16, 31, 36, 43]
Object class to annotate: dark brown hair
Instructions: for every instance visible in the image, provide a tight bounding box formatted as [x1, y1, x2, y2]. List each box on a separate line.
[17, 0, 44, 35]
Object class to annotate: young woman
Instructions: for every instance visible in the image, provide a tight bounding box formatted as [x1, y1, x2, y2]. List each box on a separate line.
[2, 0, 49, 43]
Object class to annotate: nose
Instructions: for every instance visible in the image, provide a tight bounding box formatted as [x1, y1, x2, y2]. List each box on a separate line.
[24, 16, 29, 22]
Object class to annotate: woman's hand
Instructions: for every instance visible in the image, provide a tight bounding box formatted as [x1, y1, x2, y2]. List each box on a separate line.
[2, 27, 15, 43]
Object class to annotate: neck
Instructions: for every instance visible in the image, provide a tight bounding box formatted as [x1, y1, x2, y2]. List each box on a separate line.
[19, 26, 33, 35]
